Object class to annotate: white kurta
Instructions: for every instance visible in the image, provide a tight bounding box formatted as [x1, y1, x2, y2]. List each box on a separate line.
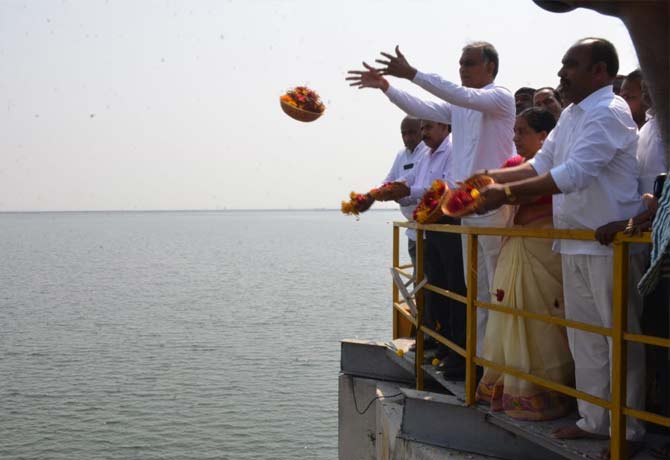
[385, 72, 515, 180]
[530, 85, 645, 440]
[385, 73, 516, 354]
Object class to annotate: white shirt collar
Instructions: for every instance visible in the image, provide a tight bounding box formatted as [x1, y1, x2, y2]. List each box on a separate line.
[409, 143, 423, 155]
[429, 134, 451, 155]
[576, 84, 613, 112]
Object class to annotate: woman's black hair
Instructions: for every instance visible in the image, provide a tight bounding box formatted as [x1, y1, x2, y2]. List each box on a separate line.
[518, 107, 556, 134]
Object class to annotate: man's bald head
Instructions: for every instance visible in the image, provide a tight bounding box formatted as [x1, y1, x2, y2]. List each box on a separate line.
[575, 37, 619, 79]
[558, 37, 619, 104]
[400, 116, 422, 152]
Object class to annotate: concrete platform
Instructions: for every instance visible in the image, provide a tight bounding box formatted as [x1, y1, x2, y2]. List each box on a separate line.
[339, 373, 501, 460]
[340, 338, 670, 460]
[399, 339, 670, 460]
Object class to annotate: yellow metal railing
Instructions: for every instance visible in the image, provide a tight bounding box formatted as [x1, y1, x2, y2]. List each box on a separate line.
[391, 221, 665, 460]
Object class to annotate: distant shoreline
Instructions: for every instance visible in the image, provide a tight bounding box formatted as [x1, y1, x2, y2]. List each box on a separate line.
[0, 208, 399, 214]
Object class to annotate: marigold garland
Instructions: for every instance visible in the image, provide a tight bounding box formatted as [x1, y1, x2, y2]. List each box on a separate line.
[444, 186, 479, 214]
[341, 191, 373, 215]
[341, 181, 410, 217]
[412, 180, 446, 224]
[441, 175, 493, 217]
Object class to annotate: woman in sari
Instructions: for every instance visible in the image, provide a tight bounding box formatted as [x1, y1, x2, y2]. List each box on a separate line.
[476, 107, 575, 421]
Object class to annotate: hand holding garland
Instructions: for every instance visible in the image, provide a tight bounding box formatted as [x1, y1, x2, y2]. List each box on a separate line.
[469, 163, 560, 214]
[340, 181, 411, 217]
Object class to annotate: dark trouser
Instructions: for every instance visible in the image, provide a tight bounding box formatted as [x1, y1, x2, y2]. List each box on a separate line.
[423, 216, 467, 349]
[642, 276, 670, 421]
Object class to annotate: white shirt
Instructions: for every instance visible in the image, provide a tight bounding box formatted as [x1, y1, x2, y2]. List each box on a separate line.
[384, 142, 429, 241]
[398, 134, 453, 206]
[637, 113, 667, 195]
[385, 71, 515, 183]
[384, 142, 429, 220]
[529, 85, 643, 255]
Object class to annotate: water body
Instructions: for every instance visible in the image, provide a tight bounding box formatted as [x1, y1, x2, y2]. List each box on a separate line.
[0, 210, 405, 460]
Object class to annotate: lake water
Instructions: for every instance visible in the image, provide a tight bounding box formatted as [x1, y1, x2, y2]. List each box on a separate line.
[0, 210, 406, 460]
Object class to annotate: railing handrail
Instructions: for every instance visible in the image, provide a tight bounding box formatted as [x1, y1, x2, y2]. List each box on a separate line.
[391, 220, 661, 460]
[395, 220, 652, 243]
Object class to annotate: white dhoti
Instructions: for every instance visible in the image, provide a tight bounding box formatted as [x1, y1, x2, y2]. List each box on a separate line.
[562, 253, 646, 441]
[461, 206, 514, 355]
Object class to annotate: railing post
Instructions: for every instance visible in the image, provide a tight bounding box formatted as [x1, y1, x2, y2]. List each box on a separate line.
[465, 234, 479, 406]
[610, 240, 629, 460]
[392, 225, 400, 340]
[415, 228, 425, 391]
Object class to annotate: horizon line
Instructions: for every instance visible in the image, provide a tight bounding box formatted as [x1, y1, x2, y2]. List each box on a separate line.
[0, 207, 400, 214]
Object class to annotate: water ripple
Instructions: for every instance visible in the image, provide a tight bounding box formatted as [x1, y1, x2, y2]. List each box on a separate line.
[0, 211, 398, 460]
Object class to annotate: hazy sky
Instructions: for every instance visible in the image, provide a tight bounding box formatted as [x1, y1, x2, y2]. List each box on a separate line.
[1, 0, 638, 211]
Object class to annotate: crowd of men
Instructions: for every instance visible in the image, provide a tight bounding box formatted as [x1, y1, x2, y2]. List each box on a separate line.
[347, 37, 667, 445]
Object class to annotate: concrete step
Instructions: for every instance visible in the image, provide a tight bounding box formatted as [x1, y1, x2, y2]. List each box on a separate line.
[341, 338, 561, 459]
[388, 338, 670, 460]
[376, 381, 502, 460]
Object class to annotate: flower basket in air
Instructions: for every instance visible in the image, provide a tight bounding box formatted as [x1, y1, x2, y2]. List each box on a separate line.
[279, 86, 325, 123]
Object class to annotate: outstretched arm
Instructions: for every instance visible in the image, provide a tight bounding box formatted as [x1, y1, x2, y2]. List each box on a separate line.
[413, 72, 514, 116]
[376, 45, 418, 81]
[346, 62, 390, 91]
[377, 46, 513, 116]
[476, 173, 560, 213]
[347, 60, 451, 123]
[468, 162, 539, 185]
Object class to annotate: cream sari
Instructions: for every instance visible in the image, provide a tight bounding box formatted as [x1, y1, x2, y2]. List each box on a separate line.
[476, 213, 575, 421]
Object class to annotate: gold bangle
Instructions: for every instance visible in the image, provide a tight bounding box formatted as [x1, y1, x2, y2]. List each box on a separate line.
[504, 185, 516, 202]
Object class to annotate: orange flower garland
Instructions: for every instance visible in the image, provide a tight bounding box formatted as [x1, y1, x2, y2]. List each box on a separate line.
[443, 185, 480, 214]
[441, 175, 493, 217]
[341, 192, 374, 216]
[412, 180, 446, 224]
[341, 181, 409, 217]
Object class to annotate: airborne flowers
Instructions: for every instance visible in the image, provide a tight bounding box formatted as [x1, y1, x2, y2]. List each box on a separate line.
[281, 86, 325, 113]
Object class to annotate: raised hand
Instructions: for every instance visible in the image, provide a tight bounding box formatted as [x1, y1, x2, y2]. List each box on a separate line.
[346, 62, 389, 91]
[376, 46, 417, 80]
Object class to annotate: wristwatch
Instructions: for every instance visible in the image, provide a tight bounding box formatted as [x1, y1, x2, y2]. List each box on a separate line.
[504, 185, 516, 203]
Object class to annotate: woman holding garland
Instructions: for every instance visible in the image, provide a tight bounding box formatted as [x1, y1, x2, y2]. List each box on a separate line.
[476, 107, 575, 421]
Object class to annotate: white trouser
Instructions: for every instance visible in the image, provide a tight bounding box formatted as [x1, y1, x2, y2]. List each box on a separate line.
[461, 206, 514, 355]
[562, 253, 646, 441]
